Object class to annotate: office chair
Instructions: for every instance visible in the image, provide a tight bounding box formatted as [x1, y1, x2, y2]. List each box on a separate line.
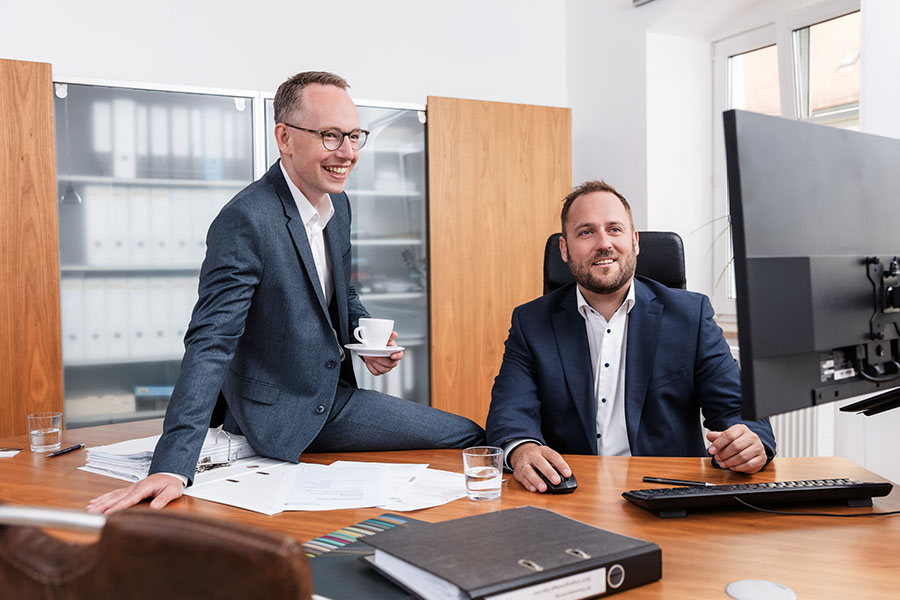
[543, 231, 686, 294]
[0, 505, 313, 599]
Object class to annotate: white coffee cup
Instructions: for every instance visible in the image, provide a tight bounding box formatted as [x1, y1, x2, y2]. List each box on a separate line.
[353, 318, 394, 348]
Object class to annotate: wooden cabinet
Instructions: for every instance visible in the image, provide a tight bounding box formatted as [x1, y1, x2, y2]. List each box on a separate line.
[427, 97, 571, 425]
[0, 59, 63, 436]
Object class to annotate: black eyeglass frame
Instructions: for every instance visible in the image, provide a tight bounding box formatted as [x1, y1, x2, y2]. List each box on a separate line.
[282, 122, 370, 150]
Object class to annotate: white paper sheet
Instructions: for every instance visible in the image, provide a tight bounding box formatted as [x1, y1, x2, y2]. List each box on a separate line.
[277, 465, 384, 511]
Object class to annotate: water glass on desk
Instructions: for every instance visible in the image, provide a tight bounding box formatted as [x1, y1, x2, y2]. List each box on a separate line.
[463, 446, 503, 501]
[27, 412, 62, 452]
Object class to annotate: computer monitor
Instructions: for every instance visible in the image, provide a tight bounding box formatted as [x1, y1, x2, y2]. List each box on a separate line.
[724, 109, 900, 420]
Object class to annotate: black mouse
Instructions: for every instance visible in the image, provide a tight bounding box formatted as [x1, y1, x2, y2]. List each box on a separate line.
[536, 467, 577, 494]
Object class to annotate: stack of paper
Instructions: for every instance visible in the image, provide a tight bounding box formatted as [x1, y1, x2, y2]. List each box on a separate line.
[81, 428, 257, 482]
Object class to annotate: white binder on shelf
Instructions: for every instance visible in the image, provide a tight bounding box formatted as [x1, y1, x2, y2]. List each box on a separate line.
[168, 276, 194, 356]
[170, 106, 190, 178]
[128, 187, 152, 266]
[189, 188, 211, 264]
[112, 99, 136, 179]
[223, 108, 235, 180]
[169, 189, 193, 266]
[92, 101, 112, 175]
[108, 187, 130, 265]
[150, 105, 170, 177]
[149, 188, 173, 266]
[148, 277, 171, 357]
[203, 106, 224, 180]
[82, 277, 108, 361]
[105, 277, 129, 359]
[135, 104, 150, 177]
[83, 185, 111, 266]
[190, 107, 204, 178]
[60, 277, 85, 362]
[126, 277, 152, 358]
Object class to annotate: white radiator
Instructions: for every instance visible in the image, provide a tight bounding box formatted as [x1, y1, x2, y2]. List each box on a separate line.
[770, 406, 818, 457]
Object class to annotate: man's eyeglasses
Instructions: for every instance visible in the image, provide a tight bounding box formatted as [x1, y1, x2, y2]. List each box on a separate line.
[283, 123, 370, 151]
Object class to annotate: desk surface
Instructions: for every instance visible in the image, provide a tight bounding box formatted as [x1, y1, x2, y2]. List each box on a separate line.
[1, 419, 898, 599]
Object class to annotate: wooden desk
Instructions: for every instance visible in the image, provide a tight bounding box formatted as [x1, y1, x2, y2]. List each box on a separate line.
[1, 420, 898, 599]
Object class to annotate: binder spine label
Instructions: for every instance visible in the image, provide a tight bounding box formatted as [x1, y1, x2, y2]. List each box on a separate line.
[486, 567, 606, 600]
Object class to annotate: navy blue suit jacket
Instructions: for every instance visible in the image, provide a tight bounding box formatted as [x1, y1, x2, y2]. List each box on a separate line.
[486, 277, 775, 458]
[149, 162, 368, 483]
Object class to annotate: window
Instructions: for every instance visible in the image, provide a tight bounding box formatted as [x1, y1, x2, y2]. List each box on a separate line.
[711, 1, 860, 316]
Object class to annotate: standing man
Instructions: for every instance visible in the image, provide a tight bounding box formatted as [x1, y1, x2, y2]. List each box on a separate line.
[89, 71, 483, 513]
[486, 180, 774, 493]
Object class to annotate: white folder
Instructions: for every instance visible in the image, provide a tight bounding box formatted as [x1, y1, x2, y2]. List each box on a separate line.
[60, 277, 85, 362]
[83, 185, 111, 266]
[105, 277, 129, 359]
[135, 105, 149, 177]
[150, 105, 170, 177]
[108, 187, 130, 266]
[189, 188, 211, 264]
[148, 277, 171, 357]
[82, 277, 108, 361]
[92, 101, 112, 175]
[169, 189, 192, 266]
[149, 188, 172, 266]
[203, 106, 224, 180]
[190, 107, 204, 178]
[171, 106, 190, 178]
[112, 99, 136, 179]
[129, 187, 152, 266]
[168, 276, 193, 356]
[126, 278, 152, 358]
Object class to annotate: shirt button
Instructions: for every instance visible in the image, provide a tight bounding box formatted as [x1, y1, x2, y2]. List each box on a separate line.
[601, 397, 607, 403]
[326, 360, 337, 369]
[604, 362, 610, 368]
[607, 329, 611, 334]
[315, 405, 326, 415]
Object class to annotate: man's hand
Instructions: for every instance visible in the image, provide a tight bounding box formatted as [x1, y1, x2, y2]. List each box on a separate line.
[86, 473, 185, 514]
[706, 424, 767, 473]
[508, 442, 572, 493]
[363, 330, 404, 376]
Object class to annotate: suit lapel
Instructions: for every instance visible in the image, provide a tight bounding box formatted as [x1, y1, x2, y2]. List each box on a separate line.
[271, 163, 330, 317]
[551, 286, 599, 453]
[325, 192, 350, 341]
[624, 279, 663, 451]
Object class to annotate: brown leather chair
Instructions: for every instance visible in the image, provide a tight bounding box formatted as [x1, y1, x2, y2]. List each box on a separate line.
[0, 505, 312, 599]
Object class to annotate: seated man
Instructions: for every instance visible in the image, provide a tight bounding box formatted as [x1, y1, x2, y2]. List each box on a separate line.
[88, 71, 483, 514]
[486, 180, 774, 493]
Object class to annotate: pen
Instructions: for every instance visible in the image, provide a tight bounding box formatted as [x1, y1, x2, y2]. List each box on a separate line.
[642, 476, 715, 487]
[45, 443, 85, 459]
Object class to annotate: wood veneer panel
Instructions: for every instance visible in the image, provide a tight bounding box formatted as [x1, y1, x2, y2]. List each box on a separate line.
[0, 59, 62, 436]
[427, 96, 571, 424]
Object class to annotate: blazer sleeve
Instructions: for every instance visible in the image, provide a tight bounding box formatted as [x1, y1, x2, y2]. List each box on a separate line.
[693, 295, 776, 460]
[149, 202, 265, 483]
[486, 308, 548, 448]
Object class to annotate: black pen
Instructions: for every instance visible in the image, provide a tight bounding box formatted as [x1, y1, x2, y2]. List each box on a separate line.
[642, 476, 715, 487]
[45, 443, 85, 459]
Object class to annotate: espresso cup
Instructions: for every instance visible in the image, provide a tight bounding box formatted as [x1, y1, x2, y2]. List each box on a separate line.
[353, 318, 394, 348]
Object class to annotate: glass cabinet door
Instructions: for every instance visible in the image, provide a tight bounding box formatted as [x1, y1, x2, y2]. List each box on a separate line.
[266, 100, 430, 405]
[54, 82, 255, 428]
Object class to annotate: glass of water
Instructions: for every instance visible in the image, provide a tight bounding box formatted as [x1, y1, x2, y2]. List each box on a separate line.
[462, 446, 503, 501]
[27, 412, 62, 452]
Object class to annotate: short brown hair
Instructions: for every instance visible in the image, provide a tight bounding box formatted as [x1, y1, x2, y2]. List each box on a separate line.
[273, 71, 350, 124]
[560, 180, 633, 236]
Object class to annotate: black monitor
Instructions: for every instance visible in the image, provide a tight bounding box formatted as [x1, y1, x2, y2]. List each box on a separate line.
[724, 109, 900, 420]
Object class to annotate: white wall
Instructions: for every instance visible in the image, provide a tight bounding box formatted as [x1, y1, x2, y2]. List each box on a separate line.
[0, 0, 568, 108]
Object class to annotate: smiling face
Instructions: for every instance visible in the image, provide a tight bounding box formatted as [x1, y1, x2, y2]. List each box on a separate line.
[560, 190, 640, 296]
[274, 83, 359, 206]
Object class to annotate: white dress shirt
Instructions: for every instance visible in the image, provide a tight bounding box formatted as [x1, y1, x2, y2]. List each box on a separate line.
[575, 284, 635, 457]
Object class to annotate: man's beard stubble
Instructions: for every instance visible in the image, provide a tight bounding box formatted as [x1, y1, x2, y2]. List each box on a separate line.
[568, 242, 637, 295]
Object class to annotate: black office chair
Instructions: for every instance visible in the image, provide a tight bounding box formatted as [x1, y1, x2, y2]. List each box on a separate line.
[543, 231, 686, 294]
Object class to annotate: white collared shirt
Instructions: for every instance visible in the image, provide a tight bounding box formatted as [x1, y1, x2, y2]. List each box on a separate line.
[279, 161, 335, 305]
[575, 284, 635, 456]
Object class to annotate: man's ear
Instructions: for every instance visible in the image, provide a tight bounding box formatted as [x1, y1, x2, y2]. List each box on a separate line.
[633, 229, 640, 256]
[559, 234, 569, 263]
[274, 123, 291, 155]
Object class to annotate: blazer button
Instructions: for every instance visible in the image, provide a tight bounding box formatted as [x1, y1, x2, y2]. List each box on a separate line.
[315, 405, 326, 415]
[326, 360, 337, 369]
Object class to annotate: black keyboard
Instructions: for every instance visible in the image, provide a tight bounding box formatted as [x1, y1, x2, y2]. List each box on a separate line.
[623, 478, 894, 518]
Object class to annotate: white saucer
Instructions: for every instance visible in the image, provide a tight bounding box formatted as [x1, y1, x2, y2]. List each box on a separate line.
[344, 343, 405, 357]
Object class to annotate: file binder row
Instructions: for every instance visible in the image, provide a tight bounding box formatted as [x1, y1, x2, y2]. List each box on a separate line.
[60, 276, 198, 363]
[92, 99, 252, 180]
[81, 185, 233, 267]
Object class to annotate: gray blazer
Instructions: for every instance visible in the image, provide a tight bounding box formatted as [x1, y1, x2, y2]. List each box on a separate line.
[149, 161, 368, 483]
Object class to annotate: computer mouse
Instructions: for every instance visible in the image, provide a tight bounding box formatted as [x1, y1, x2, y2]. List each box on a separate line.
[536, 467, 578, 494]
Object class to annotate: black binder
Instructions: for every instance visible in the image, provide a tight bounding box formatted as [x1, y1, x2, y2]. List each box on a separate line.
[362, 506, 661, 599]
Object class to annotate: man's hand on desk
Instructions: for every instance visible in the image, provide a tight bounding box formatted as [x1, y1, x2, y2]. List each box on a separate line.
[508, 442, 572, 493]
[706, 424, 767, 474]
[86, 473, 185, 514]
[362, 330, 404, 376]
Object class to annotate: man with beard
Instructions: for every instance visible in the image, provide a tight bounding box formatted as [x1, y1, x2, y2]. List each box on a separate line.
[486, 180, 775, 493]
